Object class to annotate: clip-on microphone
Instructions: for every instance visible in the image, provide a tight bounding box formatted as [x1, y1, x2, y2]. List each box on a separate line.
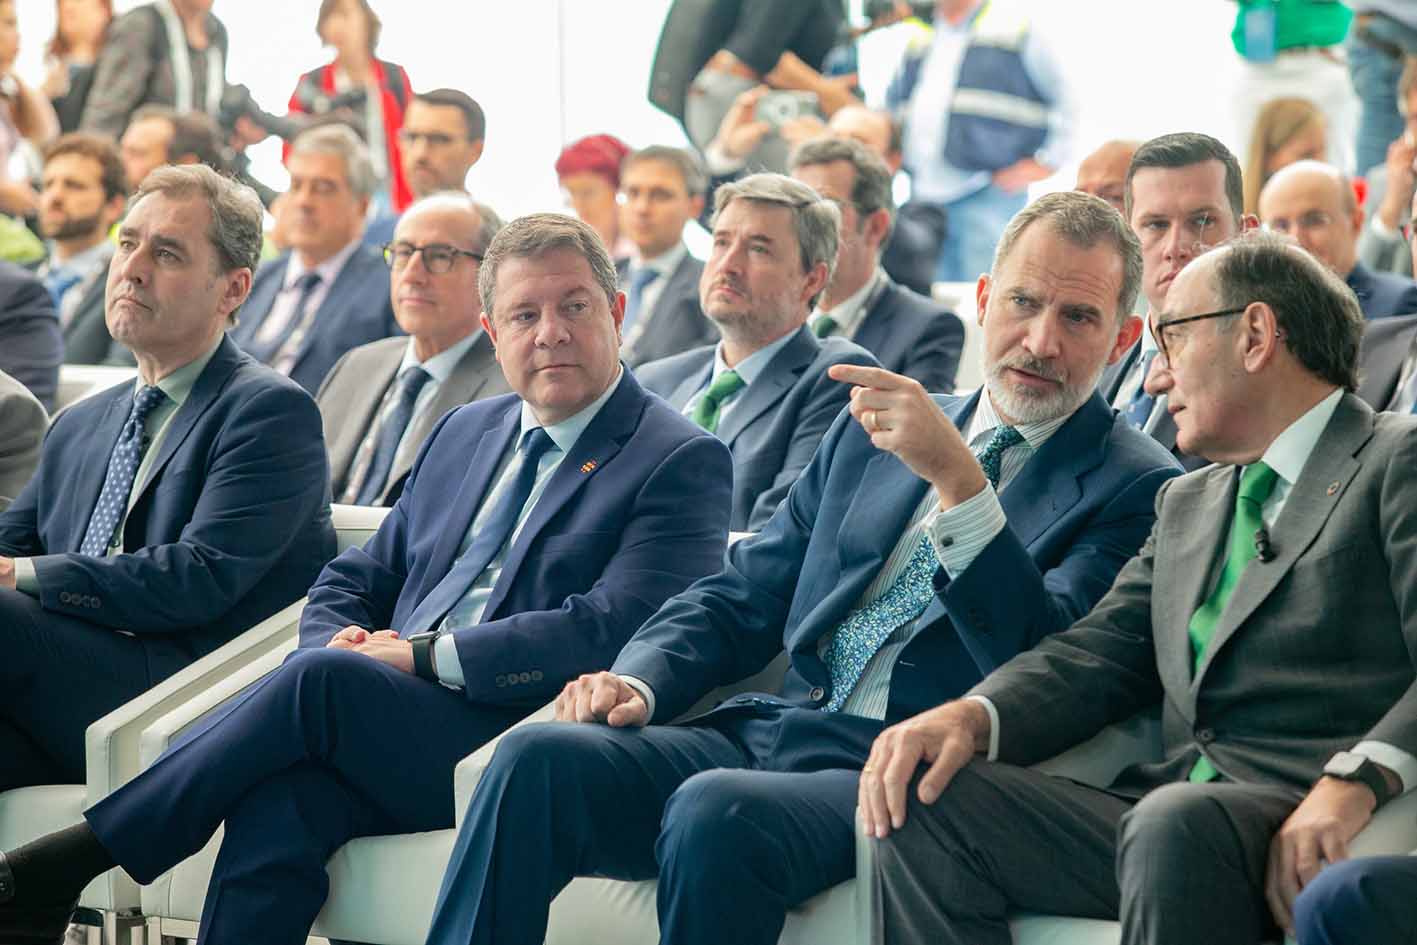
[1253, 527, 1276, 563]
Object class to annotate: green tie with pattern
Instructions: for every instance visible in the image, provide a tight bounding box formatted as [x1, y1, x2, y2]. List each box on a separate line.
[811, 315, 839, 338]
[692, 369, 746, 433]
[1186, 460, 1279, 782]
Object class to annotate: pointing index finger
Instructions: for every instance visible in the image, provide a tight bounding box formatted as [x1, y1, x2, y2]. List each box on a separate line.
[829, 364, 908, 390]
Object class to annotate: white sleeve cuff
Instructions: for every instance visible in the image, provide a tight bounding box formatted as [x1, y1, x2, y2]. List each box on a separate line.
[13, 556, 37, 596]
[1369, 214, 1405, 243]
[703, 141, 748, 177]
[618, 674, 657, 721]
[434, 632, 465, 688]
[965, 695, 1001, 761]
[924, 486, 1008, 579]
[1352, 741, 1417, 795]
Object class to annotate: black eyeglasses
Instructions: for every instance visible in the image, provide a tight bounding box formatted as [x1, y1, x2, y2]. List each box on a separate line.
[1152, 306, 1248, 367]
[383, 242, 482, 274]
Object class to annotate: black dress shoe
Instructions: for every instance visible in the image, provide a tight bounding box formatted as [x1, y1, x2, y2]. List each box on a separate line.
[0, 853, 77, 945]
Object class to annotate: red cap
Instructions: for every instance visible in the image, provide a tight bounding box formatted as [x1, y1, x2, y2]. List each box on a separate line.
[555, 134, 632, 187]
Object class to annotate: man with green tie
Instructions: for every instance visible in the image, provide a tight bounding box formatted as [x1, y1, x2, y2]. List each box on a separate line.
[636, 171, 879, 531]
[860, 229, 1417, 945]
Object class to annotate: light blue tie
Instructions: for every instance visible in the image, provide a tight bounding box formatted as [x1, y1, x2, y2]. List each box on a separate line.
[622, 267, 660, 337]
[80, 385, 168, 556]
[822, 424, 1023, 712]
[43, 267, 82, 312]
[1122, 349, 1157, 430]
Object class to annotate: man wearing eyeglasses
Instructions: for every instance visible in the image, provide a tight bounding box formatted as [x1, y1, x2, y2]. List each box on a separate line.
[1259, 159, 1417, 321]
[231, 124, 401, 394]
[317, 193, 512, 506]
[861, 230, 1417, 945]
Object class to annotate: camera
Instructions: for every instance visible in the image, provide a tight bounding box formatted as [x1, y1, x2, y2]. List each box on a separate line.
[754, 91, 819, 129]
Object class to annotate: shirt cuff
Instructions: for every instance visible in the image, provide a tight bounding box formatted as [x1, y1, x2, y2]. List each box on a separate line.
[964, 695, 1000, 761]
[1369, 214, 1405, 243]
[618, 674, 657, 721]
[923, 486, 1007, 579]
[1351, 741, 1417, 795]
[13, 557, 37, 596]
[703, 141, 748, 177]
[434, 631, 465, 688]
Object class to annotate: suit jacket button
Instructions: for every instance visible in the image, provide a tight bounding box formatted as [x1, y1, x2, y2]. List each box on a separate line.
[518, 672, 530, 683]
[809, 686, 825, 702]
[91, 597, 101, 608]
[531, 670, 543, 682]
[494, 674, 507, 687]
[59, 592, 71, 604]
[1196, 728, 1215, 744]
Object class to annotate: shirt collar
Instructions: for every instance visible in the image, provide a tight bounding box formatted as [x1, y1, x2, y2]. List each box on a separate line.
[518, 364, 625, 455]
[397, 330, 482, 386]
[711, 327, 800, 388]
[285, 236, 363, 292]
[134, 335, 223, 407]
[967, 386, 1072, 452]
[632, 242, 687, 278]
[815, 268, 885, 337]
[48, 239, 113, 277]
[1255, 387, 1344, 488]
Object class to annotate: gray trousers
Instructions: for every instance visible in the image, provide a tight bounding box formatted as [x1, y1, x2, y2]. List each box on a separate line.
[863, 760, 1299, 945]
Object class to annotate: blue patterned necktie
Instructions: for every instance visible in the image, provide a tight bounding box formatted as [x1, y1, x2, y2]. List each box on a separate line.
[79, 385, 168, 556]
[400, 427, 558, 635]
[43, 266, 82, 312]
[354, 366, 432, 505]
[1122, 349, 1157, 430]
[622, 267, 660, 337]
[823, 424, 1023, 712]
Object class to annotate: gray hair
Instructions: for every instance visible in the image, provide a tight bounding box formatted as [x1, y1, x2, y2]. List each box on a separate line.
[991, 190, 1144, 319]
[289, 123, 375, 199]
[478, 212, 618, 316]
[1209, 230, 1362, 390]
[788, 135, 896, 239]
[622, 145, 708, 197]
[711, 172, 840, 306]
[399, 191, 505, 254]
[130, 164, 263, 275]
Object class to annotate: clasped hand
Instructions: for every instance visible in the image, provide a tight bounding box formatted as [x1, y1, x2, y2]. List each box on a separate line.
[554, 671, 648, 727]
[325, 626, 414, 673]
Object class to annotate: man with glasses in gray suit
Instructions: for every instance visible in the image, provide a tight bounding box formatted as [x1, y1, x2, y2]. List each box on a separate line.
[862, 230, 1417, 945]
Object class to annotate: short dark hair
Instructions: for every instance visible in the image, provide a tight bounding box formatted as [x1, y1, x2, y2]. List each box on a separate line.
[1124, 132, 1244, 225]
[169, 112, 227, 171]
[413, 88, 486, 143]
[316, 0, 381, 55]
[621, 145, 707, 197]
[1210, 230, 1362, 390]
[788, 135, 896, 232]
[43, 132, 126, 202]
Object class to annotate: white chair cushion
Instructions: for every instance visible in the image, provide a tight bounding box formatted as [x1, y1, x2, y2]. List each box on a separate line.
[0, 785, 109, 904]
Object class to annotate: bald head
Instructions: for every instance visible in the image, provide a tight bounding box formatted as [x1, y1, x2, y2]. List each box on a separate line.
[1256, 159, 1362, 277]
[827, 105, 900, 172]
[1075, 140, 1138, 214]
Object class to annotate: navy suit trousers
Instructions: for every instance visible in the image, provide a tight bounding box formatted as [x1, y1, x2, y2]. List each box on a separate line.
[0, 587, 191, 790]
[424, 701, 882, 945]
[1293, 855, 1417, 945]
[84, 647, 523, 945]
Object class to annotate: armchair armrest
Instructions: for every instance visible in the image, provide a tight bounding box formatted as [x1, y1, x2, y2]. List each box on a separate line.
[85, 598, 306, 803]
[1352, 789, 1417, 857]
[332, 503, 391, 553]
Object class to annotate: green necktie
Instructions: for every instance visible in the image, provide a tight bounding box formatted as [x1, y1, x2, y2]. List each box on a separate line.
[812, 314, 839, 338]
[692, 369, 746, 433]
[1187, 460, 1279, 782]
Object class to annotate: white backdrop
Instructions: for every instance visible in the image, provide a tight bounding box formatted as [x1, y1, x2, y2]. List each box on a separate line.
[11, 1, 1308, 218]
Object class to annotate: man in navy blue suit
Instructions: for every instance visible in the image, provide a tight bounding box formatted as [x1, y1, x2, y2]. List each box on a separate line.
[422, 191, 1182, 945]
[790, 136, 965, 393]
[0, 164, 335, 796]
[0, 213, 733, 943]
[230, 124, 401, 393]
[1259, 160, 1417, 321]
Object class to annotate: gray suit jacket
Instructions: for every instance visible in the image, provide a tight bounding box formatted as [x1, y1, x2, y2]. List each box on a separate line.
[973, 393, 1417, 797]
[0, 368, 46, 510]
[1099, 339, 1207, 473]
[1357, 313, 1417, 410]
[619, 253, 719, 368]
[636, 324, 879, 531]
[316, 333, 511, 506]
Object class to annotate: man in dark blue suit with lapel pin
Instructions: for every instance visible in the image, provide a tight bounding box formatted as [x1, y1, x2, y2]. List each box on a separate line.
[422, 191, 1182, 945]
[0, 214, 733, 944]
[1259, 160, 1417, 321]
[790, 136, 965, 393]
[637, 172, 880, 531]
[0, 164, 335, 798]
[230, 124, 401, 394]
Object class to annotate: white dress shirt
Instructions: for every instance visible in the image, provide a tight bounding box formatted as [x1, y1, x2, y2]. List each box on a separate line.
[252, 237, 363, 347]
[431, 368, 625, 687]
[625, 242, 687, 329]
[973, 388, 1417, 794]
[812, 268, 886, 341]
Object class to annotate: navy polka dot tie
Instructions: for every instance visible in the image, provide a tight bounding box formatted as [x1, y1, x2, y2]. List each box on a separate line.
[80, 385, 168, 556]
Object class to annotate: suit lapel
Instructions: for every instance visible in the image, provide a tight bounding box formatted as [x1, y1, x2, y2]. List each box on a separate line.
[666, 353, 714, 411]
[1360, 321, 1417, 408]
[1192, 397, 1373, 690]
[1099, 338, 1141, 404]
[480, 371, 644, 619]
[132, 338, 242, 506]
[333, 347, 400, 490]
[231, 258, 288, 348]
[288, 249, 366, 372]
[65, 390, 131, 552]
[392, 333, 500, 482]
[715, 326, 817, 445]
[422, 403, 521, 588]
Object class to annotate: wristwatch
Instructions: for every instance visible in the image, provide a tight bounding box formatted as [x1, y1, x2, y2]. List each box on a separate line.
[407, 631, 441, 682]
[1322, 752, 1398, 808]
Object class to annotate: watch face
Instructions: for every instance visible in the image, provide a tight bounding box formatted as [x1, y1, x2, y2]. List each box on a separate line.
[1327, 752, 1365, 778]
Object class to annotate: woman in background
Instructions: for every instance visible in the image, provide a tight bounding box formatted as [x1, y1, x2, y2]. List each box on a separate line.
[42, 0, 111, 132]
[555, 133, 632, 258]
[287, 0, 412, 214]
[1243, 96, 1327, 214]
[0, 0, 58, 219]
